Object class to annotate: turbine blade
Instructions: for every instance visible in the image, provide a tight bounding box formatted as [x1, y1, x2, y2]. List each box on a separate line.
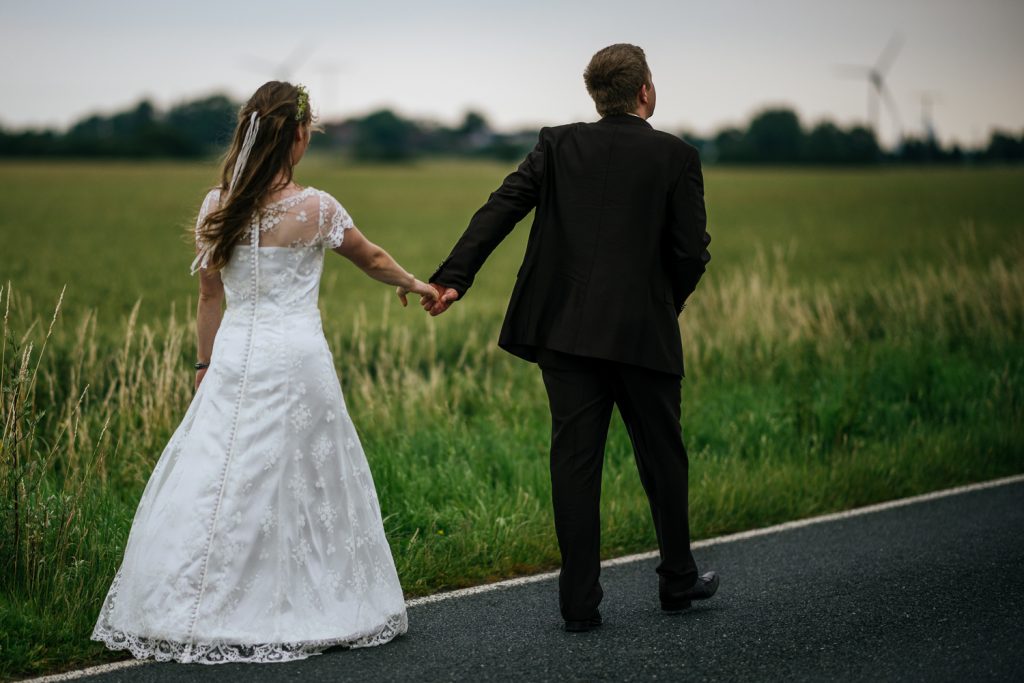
[875, 33, 904, 74]
[879, 83, 903, 133]
[279, 42, 317, 80]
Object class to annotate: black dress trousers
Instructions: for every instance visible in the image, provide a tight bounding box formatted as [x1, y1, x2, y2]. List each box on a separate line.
[536, 348, 699, 621]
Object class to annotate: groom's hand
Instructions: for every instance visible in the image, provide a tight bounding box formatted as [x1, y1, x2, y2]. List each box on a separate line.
[421, 283, 459, 316]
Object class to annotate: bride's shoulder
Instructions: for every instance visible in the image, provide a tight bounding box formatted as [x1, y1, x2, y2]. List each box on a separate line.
[312, 189, 353, 217]
[310, 189, 356, 247]
[199, 186, 222, 214]
[311, 187, 336, 204]
[194, 187, 223, 230]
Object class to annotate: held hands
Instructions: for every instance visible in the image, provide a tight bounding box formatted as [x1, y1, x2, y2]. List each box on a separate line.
[395, 277, 459, 316]
[396, 278, 440, 308]
[421, 283, 459, 316]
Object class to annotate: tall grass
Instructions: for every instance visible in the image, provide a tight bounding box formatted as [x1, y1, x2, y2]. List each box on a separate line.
[2, 232, 1022, 678]
[687, 228, 1023, 365]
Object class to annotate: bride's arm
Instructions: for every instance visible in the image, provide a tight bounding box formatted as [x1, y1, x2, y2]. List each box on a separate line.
[195, 267, 224, 389]
[332, 227, 437, 305]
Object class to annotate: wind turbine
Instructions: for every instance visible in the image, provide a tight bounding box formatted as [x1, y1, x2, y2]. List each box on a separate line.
[239, 42, 316, 83]
[314, 62, 345, 119]
[835, 34, 904, 144]
[918, 90, 941, 143]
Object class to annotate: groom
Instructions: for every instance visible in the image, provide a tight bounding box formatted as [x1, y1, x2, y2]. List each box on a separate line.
[425, 43, 717, 631]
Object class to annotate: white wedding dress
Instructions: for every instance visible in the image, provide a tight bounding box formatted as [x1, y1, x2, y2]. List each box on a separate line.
[92, 187, 408, 664]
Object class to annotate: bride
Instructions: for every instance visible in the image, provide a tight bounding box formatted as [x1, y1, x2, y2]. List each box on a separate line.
[92, 81, 437, 664]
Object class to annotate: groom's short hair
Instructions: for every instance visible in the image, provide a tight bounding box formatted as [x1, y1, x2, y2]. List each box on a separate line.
[583, 44, 651, 117]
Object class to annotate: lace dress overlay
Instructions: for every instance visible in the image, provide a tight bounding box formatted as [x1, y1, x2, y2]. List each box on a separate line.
[92, 187, 408, 664]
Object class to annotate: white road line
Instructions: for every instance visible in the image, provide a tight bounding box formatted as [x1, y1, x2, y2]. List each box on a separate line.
[25, 659, 146, 683]
[407, 472, 1024, 606]
[23, 473, 1024, 683]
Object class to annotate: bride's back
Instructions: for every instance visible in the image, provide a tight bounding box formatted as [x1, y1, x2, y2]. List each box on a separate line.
[196, 186, 352, 311]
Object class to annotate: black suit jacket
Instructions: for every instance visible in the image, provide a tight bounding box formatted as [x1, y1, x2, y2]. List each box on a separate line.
[430, 114, 710, 376]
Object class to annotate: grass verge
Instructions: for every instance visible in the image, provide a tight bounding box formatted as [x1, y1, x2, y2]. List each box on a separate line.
[2, 236, 1023, 680]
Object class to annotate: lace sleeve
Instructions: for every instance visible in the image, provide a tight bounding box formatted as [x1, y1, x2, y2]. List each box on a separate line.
[190, 188, 222, 275]
[318, 191, 355, 249]
[194, 188, 221, 249]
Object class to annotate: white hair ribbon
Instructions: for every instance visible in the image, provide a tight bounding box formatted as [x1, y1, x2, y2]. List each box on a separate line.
[229, 111, 260, 195]
[189, 245, 208, 276]
[190, 111, 260, 275]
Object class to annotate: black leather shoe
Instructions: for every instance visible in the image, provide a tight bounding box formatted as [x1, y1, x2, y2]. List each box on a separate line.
[661, 571, 720, 613]
[564, 613, 603, 632]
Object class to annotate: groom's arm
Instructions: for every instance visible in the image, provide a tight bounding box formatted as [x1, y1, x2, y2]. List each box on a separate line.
[429, 132, 546, 297]
[666, 146, 710, 313]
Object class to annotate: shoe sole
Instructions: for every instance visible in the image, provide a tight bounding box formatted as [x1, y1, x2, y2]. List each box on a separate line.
[564, 621, 602, 632]
[660, 598, 692, 614]
[662, 574, 721, 613]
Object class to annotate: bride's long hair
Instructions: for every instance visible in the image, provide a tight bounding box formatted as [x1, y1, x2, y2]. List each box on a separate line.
[196, 81, 315, 271]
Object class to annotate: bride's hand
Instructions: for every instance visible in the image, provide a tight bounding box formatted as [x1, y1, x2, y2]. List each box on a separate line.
[396, 278, 439, 307]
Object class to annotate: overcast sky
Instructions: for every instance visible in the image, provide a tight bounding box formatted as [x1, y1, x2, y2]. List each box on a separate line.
[1, 0, 1021, 147]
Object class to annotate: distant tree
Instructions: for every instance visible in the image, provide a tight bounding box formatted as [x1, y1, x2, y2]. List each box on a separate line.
[805, 121, 844, 163]
[456, 110, 493, 152]
[745, 108, 803, 163]
[896, 136, 950, 164]
[407, 121, 455, 156]
[713, 127, 749, 163]
[312, 119, 357, 152]
[478, 135, 531, 161]
[676, 130, 709, 158]
[352, 109, 418, 161]
[0, 128, 61, 157]
[166, 95, 238, 153]
[457, 111, 489, 137]
[804, 121, 886, 164]
[61, 99, 199, 157]
[843, 126, 881, 164]
[114, 100, 157, 136]
[985, 130, 1024, 162]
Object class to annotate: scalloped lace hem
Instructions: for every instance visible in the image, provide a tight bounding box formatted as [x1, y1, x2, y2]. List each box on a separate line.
[91, 612, 407, 664]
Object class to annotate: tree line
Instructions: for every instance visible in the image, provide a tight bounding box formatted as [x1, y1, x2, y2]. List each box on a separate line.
[686, 108, 1024, 165]
[0, 96, 538, 163]
[0, 94, 1021, 165]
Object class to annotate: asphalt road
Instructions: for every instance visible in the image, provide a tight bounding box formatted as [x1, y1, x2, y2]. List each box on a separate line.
[76, 479, 1024, 682]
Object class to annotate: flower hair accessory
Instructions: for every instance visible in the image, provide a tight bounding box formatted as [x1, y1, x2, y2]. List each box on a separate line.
[295, 85, 309, 121]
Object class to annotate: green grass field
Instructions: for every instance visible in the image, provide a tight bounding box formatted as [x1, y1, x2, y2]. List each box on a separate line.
[1, 158, 1023, 679]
